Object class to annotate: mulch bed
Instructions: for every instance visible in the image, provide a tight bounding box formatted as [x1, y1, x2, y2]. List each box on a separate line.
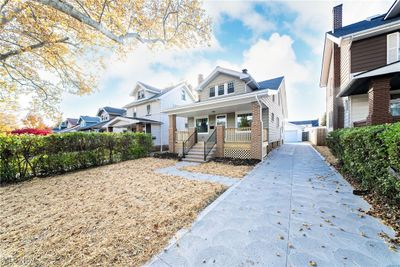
[180, 161, 254, 179]
[313, 145, 400, 247]
[212, 157, 260, 166]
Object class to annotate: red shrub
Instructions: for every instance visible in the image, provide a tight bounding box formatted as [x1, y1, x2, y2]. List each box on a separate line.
[11, 128, 52, 135]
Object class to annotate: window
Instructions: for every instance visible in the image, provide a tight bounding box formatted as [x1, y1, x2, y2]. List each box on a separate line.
[277, 117, 280, 127]
[387, 32, 400, 64]
[390, 93, 400, 116]
[272, 95, 275, 102]
[278, 93, 281, 105]
[216, 115, 227, 127]
[271, 113, 275, 122]
[133, 108, 137, 118]
[209, 87, 215, 97]
[195, 118, 208, 133]
[218, 84, 224, 96]
[236, 113, 252, 129]
[227, 82, 234, 94]
[137, 89, 145, 100]
[181, 89, 186, 100]
[146, 104, 151, 115]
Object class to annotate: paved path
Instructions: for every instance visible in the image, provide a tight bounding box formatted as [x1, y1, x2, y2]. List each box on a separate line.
[156, 161, 239, 186]
[147, 143, 400, 267]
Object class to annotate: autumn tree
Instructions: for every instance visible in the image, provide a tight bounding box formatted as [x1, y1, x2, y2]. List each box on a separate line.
[0, 0, 211, 121]
[22, 112, 48, 129]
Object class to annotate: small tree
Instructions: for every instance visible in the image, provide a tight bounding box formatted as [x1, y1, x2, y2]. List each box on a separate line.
[320, 112, 327, 127]
[22, 113, 48, 129]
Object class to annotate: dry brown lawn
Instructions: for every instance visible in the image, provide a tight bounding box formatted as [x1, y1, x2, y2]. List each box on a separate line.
[0, 158, 225, 266]
[180, 161, 253, 178]
[312, 145, 339, 166]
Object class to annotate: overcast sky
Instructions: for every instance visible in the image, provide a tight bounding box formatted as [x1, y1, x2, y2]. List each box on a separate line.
[60, 0, 393, 121]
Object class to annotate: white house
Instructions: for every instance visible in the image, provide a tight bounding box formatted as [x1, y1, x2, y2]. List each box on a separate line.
[102, 81, 196, 149]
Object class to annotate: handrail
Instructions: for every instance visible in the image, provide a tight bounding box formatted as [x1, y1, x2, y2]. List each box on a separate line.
[204, 130, 216, 161]
[182, 129, 197, 157]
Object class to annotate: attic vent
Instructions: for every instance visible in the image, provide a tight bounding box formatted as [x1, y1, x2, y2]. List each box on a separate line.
[366, 14, 382, 21]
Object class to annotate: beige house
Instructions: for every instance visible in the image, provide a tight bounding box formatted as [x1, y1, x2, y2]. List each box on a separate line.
[166, 67, 287, 162]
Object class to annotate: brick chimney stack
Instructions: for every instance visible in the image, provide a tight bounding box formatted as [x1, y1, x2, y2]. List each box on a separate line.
[333, 4, 343, 32]
[198, 74, 204, 85]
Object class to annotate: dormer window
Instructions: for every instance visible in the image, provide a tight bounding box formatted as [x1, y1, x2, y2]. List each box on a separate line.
[181, 89, 186, 100]
[387, 32, 400, 64]
[218, 84, 224, 96]
[209, 87, 215, 97]
[137, 89, 145, 100]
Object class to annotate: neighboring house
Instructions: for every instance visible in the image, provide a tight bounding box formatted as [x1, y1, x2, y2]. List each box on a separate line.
[97, 106, 126, 122]
[284, 122, 303, 143]
[165, 67, 287, 162]
[320, 1, 400, 131]
[77, 116, 102, 131]
[54, 118, 79, 133]
[289, 119, 319, 128]
[102, 81, 196, 148]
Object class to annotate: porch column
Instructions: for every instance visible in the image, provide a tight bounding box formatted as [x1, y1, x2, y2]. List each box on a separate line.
[168, 114, 177, 153]
[216, 125, 225, 158]
[136, 123, 144, 132]
[251, 101, 262, 160]
[366, 76, 392, 125]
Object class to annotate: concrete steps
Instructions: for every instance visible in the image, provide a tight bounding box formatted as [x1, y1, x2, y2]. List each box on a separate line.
[182, 142, 216, 163]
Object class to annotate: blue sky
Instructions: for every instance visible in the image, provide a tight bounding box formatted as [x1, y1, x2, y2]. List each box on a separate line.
[60, 0, 392, 121]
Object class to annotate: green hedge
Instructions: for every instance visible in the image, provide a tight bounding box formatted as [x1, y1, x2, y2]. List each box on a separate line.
[0, 132, 152, 184]
[327, 123, 400, 204]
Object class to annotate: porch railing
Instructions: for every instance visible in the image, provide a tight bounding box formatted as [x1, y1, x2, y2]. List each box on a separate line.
[175, 131, 189, 142]
[263, 128, 268, 142]
[225, 127, 251, 142]
[182, 129, 197, 158]
[204, 130, 216, 161]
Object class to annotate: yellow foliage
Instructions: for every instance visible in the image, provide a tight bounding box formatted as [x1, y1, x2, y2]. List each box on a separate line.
[22, 113, 48, 129]
[0, 0, 211, 120]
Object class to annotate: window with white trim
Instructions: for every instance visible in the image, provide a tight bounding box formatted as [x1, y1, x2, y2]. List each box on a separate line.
[390, 93, 400, 116]
[209, 87, 215, 97]
[218, 84, 224, 96]
[137, 89, 145, 100]
[272, 95, 275, 102]
[133, 108, 137, 118]
[195, 118, 208, 133]
[181, 89, 186, 100]
[271, 113, 275, 122]
[387, 32, 400, 64]
[236, 113, 252, 129]
[277, 117, 280, 127]
[146, 104, 151, 115]
[227, 82, 234, 94]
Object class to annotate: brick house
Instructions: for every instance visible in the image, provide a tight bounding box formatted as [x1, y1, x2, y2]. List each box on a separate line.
[165, 67, 287, 162]
[320, 1, 400, 131]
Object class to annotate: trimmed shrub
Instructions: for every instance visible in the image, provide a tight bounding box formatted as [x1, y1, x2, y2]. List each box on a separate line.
[0, 132, 152, 184]
[327, 123, 400, 204]
[11, 128, 52, 135]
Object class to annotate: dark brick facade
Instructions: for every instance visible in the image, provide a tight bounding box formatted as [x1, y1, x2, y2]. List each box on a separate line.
[366, 76, 393, 125]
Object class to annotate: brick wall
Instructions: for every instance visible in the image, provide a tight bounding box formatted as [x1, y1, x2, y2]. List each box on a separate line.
[366, 76, 392, 125]
[168, 115, 176, 153]
[250, 102, 262, 160]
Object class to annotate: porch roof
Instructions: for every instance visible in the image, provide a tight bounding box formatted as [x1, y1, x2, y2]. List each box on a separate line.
[102, 116, 162, 128]
[165, 91, 268, 117]
[338, 61, 400, 97]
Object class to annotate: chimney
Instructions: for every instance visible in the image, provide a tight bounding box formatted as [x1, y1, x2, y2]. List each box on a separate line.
[333, 4, 343, 32]
[242, 69, 248, 74]
[198, 74, 204, 85]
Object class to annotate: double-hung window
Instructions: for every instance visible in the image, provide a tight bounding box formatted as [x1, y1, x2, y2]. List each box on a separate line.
[146, 104, 151, 115]
[387, 32, 400, 64]
[218, 84, 224, 96]
[137, 90, 145, 100]
[209, 87, 215, 97]
[390, 93, 400, 116]
[227, 82, 234, 94]
[181, 89, 186, 100]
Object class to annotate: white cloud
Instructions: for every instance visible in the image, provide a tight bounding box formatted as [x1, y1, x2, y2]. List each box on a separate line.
[204, 0, 275, 37]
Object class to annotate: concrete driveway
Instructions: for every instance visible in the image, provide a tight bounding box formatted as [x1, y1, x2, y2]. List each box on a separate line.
[147, 143, 400, 267]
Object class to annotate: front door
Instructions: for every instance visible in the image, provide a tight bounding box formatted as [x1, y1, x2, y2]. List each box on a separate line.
[216, 114, 227, 127]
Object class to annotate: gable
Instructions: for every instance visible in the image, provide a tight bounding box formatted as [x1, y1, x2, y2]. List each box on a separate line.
[198, 73, 246, 101]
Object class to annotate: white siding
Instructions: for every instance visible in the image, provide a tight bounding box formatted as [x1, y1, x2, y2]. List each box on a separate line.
[350, 94, 368, 126]
[260, 82, 287, 143]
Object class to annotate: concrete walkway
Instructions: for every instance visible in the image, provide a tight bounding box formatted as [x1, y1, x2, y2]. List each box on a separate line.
[156, 161, 239, 187]
[147, 143, 400, 267]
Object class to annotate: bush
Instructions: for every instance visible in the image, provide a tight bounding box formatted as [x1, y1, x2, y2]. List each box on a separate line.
[327, 123, 400, 204]
[11, 128, 52, 135]
[0, 132, 152, 184]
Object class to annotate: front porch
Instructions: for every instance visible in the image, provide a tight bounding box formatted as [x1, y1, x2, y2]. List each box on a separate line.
[168, 101, 271, 161]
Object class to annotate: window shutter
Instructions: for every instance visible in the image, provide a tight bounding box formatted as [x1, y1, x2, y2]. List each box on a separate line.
[387, 32, 399, 64]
